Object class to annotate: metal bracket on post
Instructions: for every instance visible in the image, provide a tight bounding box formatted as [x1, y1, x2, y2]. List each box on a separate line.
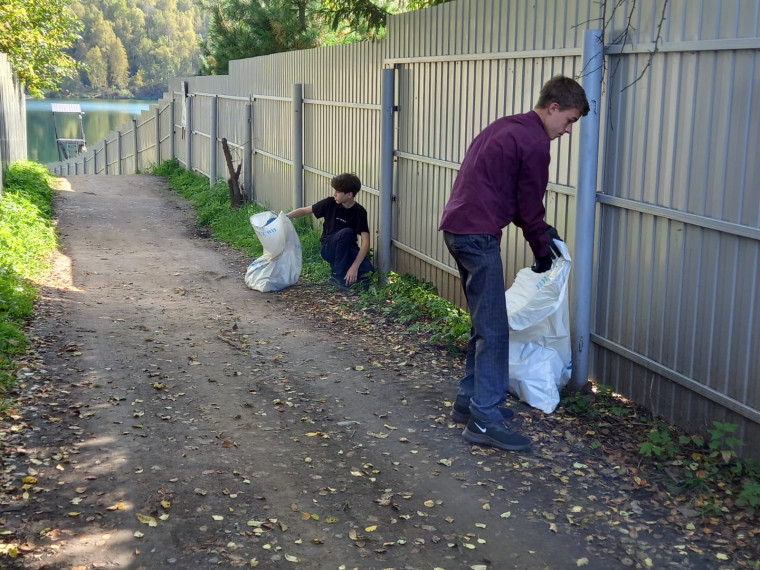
[569, 29, 604, 391]
[292, 83, 303, 209]
[378, 67, 396, 277]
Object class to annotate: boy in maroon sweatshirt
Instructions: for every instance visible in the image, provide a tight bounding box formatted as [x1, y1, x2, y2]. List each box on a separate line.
[439, 75, 589, 451]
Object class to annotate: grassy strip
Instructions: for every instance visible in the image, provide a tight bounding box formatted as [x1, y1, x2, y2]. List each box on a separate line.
[152, 159, 470, 349]
[0, 161, 58, 397]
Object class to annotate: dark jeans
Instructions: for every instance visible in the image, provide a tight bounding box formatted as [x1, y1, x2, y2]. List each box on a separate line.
[443, 231, 509, 424]
[321, 228, 374, 284]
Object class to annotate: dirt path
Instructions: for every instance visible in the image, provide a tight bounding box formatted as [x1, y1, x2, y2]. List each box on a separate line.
[0, 175, 733, 569]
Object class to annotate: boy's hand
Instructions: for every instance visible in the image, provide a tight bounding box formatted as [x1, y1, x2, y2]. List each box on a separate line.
[344, 266, 359, 285]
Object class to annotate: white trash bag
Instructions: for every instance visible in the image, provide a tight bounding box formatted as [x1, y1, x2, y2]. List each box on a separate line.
[505, 239, 572, 413]
[245, 211, 302, 292]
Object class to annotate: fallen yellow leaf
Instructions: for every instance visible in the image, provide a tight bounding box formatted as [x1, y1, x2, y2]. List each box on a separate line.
[136, 513, 157, 527]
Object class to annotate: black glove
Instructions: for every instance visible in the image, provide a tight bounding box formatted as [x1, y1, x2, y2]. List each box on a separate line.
[531, 225, 563, 273]
[531, 254, 553, 273]
[546, 225, 562, 258]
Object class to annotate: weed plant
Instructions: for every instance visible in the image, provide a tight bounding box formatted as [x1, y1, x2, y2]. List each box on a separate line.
[0, 161, 58, 396]
[562, 382, 760, 519]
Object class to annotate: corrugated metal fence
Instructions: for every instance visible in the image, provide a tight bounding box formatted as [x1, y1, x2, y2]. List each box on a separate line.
[46, 0, 760, 458]
[0, 52, 27, 190]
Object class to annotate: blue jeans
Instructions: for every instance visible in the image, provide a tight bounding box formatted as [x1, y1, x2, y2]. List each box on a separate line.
[321, 228, 374, 283]
[444, 232, 509, 424]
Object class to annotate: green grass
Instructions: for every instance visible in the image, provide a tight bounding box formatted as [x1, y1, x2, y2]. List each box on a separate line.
[151, 159, 470, 351]
[0, 161, 58, 396]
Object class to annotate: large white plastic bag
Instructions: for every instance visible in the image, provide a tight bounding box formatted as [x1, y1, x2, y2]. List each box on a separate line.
[250, 211, 288, 258]
[505, 239, 572, 413]
[245, 211, 302, 292]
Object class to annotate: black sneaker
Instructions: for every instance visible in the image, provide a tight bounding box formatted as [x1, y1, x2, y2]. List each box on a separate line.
[463, 417, 531, 451]
[328, 276, 349, 289]
[451, 401, 515, 423]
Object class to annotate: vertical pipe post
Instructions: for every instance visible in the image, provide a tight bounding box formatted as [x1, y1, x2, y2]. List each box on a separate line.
[209, 95, 218, 186]
[378, 67, 396, 276]
[292, 83, 303, 209]
[155, 106, 161, 165]
[132, 118, 138, 173]
[569, 29, 604, 391]
[185, 94, 193, 172]
[244, 100, 253, 202]
[116, 132, 122, 175]
[169, 102, 175, 161]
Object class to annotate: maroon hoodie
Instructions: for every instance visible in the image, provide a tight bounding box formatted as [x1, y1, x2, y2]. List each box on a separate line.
[439, 110, 551, 258]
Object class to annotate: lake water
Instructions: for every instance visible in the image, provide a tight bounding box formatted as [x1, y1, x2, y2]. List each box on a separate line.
[26, 99, 156, 164]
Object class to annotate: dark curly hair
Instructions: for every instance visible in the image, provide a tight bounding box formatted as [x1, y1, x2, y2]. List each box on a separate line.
[331, 173, 362, 196]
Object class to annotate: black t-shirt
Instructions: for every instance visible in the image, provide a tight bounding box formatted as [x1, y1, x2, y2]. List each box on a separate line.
[312, 197, 370, 241]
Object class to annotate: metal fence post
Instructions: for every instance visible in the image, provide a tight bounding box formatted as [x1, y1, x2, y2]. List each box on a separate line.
[292, 83, 303, 209]
[209, 95, 218, 186]
[244, 100, 253, 201]
[116, 131, 122, 175]
[132, 118, 138, 173]
[185, 95, 193, 172]
[379, 67, 396, 276]
[155, 106, 161, 165]
[169, 102, 175, 161]
[569, 29, 604, 391]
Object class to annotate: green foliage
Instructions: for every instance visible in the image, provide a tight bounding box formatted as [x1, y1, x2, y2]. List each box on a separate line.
[0, 161, 56, 395]
[560, 384, 632, 419]
[639, 422, 678, 459]
[320, 0, 452, 39]
[198, 0, 323, 75]
[0, 162, 58, 280]
[196, 0, 455, 75]
[0, 0, 82, 97]
[736, 479, 760, 516]
[358, 272, 470, 350]
[636, 419, 760, 518]
[290, 216, 332, 281]
[61, 0, 204, 98]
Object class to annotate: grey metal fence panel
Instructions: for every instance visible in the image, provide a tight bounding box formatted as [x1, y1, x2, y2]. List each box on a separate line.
[596, 0, 760, 447]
